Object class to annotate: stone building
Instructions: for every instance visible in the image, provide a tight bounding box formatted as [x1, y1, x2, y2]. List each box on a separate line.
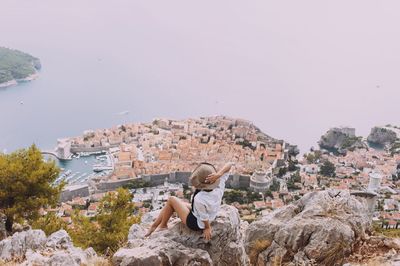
[250, 169, 272, 192]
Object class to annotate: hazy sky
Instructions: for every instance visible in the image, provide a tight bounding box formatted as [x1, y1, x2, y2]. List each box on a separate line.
[1, 0, 400, 152]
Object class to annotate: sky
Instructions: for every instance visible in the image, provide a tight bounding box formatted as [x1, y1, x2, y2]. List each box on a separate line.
[1, 0, 400, 152]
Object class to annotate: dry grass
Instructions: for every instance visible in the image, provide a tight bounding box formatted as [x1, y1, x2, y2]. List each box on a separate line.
[249, 239, 272, 265]
[350, 258, 392, 266]
[272, 255, 282, 266]
[82, 257, 112, 266]
[319, 240, 349, 266]
[0, 261, 18, 266]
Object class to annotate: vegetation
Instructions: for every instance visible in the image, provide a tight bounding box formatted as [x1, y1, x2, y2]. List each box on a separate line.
[0, 144, 63, 233]
[286, 171, 301, 191]
[277, 167, 287, 177]
[341, 136, 363, 151]
[390, 141, 400, 156]
[269, 178, 280, 192]
[32, 212, 67, 236]
[304, 150, 322, 164]
[288, 159, 299, 172]
[373, 222, 400, 238]
[68, 188, 140, 255]
[0, 47, 40, 84]
[123, 179, 152, 189]
[319, 160, 336, 177]
[248, 239, 271, 265]
[223, 189, 263, 204]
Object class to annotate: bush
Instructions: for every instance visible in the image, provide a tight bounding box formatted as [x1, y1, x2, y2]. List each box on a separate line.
[0, 144, 63, 233]
[319, 160, 336, 177]
[32, 212, 67, 236]
[68, 188, 140, 255]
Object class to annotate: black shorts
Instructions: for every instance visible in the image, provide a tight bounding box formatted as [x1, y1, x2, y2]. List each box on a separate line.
[186, 211, 203, 231]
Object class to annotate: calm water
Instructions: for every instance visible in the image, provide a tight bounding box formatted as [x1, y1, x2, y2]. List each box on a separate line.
[1, 0, 400, 154]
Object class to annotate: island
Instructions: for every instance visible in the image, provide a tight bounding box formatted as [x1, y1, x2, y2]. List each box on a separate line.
[0, 47, 41, 88]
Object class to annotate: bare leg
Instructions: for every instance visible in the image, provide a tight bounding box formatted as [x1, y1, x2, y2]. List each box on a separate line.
[159, 196, 190, 227]
[145, 196, 190, 237]
[145, 205, 168, 237]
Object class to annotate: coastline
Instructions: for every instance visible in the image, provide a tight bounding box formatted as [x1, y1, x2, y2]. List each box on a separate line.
[0, 72, 39, 89]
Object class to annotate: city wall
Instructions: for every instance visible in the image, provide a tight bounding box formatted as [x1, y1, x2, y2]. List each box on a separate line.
[70, 144, 119, 153]
[96, 172, 251, 192]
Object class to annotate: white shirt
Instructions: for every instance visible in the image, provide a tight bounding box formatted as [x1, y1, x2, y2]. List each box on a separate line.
[192, 172, 229, 229]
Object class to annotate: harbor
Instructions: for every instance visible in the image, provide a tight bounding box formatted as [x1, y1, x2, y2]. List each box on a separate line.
[44, 151, 115, 186]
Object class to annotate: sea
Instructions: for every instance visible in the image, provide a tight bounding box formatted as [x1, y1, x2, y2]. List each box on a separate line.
[1, 0, 400, 157]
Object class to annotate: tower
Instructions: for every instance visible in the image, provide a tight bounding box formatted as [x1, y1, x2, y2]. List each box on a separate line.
[368, 172, 382, 192]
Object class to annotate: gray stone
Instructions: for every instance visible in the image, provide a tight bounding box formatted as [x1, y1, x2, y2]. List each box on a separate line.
[368, 126, 399, 146]
[140, 210, 161, 225]
[128, 223, 146, 240]
[48, 251, 79, 266]
[0, 228, 100, 265]
[46, 230, 72, 249]
[319, 127, 366, 153]
[21, 249, 49, 266]
[0, 229, 46, 261]
[85, 247, 97, 259]
[113, 204, 248, 266]
[244, 190, 371, 266]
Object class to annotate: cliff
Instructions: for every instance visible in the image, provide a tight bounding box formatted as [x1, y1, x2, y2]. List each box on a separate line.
[0, 47, 41, 88]
[0, 229, 103, 265]
[113, 204, 248, 266]
[2, 191, 399, 265]
[319, 127, 367, 154]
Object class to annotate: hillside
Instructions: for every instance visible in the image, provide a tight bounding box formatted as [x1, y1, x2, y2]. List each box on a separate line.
[0, 47, 41, 87]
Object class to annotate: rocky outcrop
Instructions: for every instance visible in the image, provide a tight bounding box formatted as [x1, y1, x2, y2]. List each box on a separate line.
[368, 126, 400, 146]
[113, 204, 248, 266]
[244, 190, 372, 266]
[0, 229, 98, 265]
[345, 235, 400, 265]
[319, 127, 367, 154]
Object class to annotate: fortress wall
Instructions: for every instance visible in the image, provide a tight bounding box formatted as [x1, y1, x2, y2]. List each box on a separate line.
[70, 144, 119, 153]
[95, 172, 251, 194]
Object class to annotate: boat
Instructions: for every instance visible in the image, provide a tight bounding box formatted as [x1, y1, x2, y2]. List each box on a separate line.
[93, 164, 113, 172]
[117, 110, 129, 115]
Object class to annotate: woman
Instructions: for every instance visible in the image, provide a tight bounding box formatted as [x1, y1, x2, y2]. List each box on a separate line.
[145, 162, 233, 240]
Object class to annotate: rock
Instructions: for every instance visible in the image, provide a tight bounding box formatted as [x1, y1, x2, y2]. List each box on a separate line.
[0, 213, 6, 241]
[48, 251, 79, 266]
[22, 249, 49, 266]
[140, 210, 162, 225]
[0, 229, 99, 265]
[0, 229, 46, 261]
[244, 190, 371, 266]
[12, 223, 24, 233]
[46, 230, 72, 249]
[113, 204, 248, 266]
[128, 224, 146, 240]
[367, 126, 399, 146]
[319, 127, 367, 154]
[383, 238, 400, 250]
[114, 243, 212, 266]
[85, 247, 97, 259]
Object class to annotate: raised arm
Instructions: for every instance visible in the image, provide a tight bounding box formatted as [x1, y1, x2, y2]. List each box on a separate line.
[205, 162, 234, 184]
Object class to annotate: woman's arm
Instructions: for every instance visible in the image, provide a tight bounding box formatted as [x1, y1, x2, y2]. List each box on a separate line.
[205, 162, 234, 184]
[203, 220, 212, 240]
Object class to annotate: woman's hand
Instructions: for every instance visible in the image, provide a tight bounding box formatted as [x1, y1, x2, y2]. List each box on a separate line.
[205, 173, 220, 184]
[203, 227, 212, 241]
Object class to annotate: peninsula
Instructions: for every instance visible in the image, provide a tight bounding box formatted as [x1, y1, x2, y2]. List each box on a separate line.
[0, 47, 41, 88]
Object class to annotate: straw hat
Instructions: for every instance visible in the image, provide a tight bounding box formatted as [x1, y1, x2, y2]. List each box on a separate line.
[190, 162, 220, 189]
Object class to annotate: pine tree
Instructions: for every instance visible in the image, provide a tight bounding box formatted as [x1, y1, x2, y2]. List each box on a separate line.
[69, 188, 140, 255]
[32, 212, 67, 235]
[0, 144, 63, 233]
